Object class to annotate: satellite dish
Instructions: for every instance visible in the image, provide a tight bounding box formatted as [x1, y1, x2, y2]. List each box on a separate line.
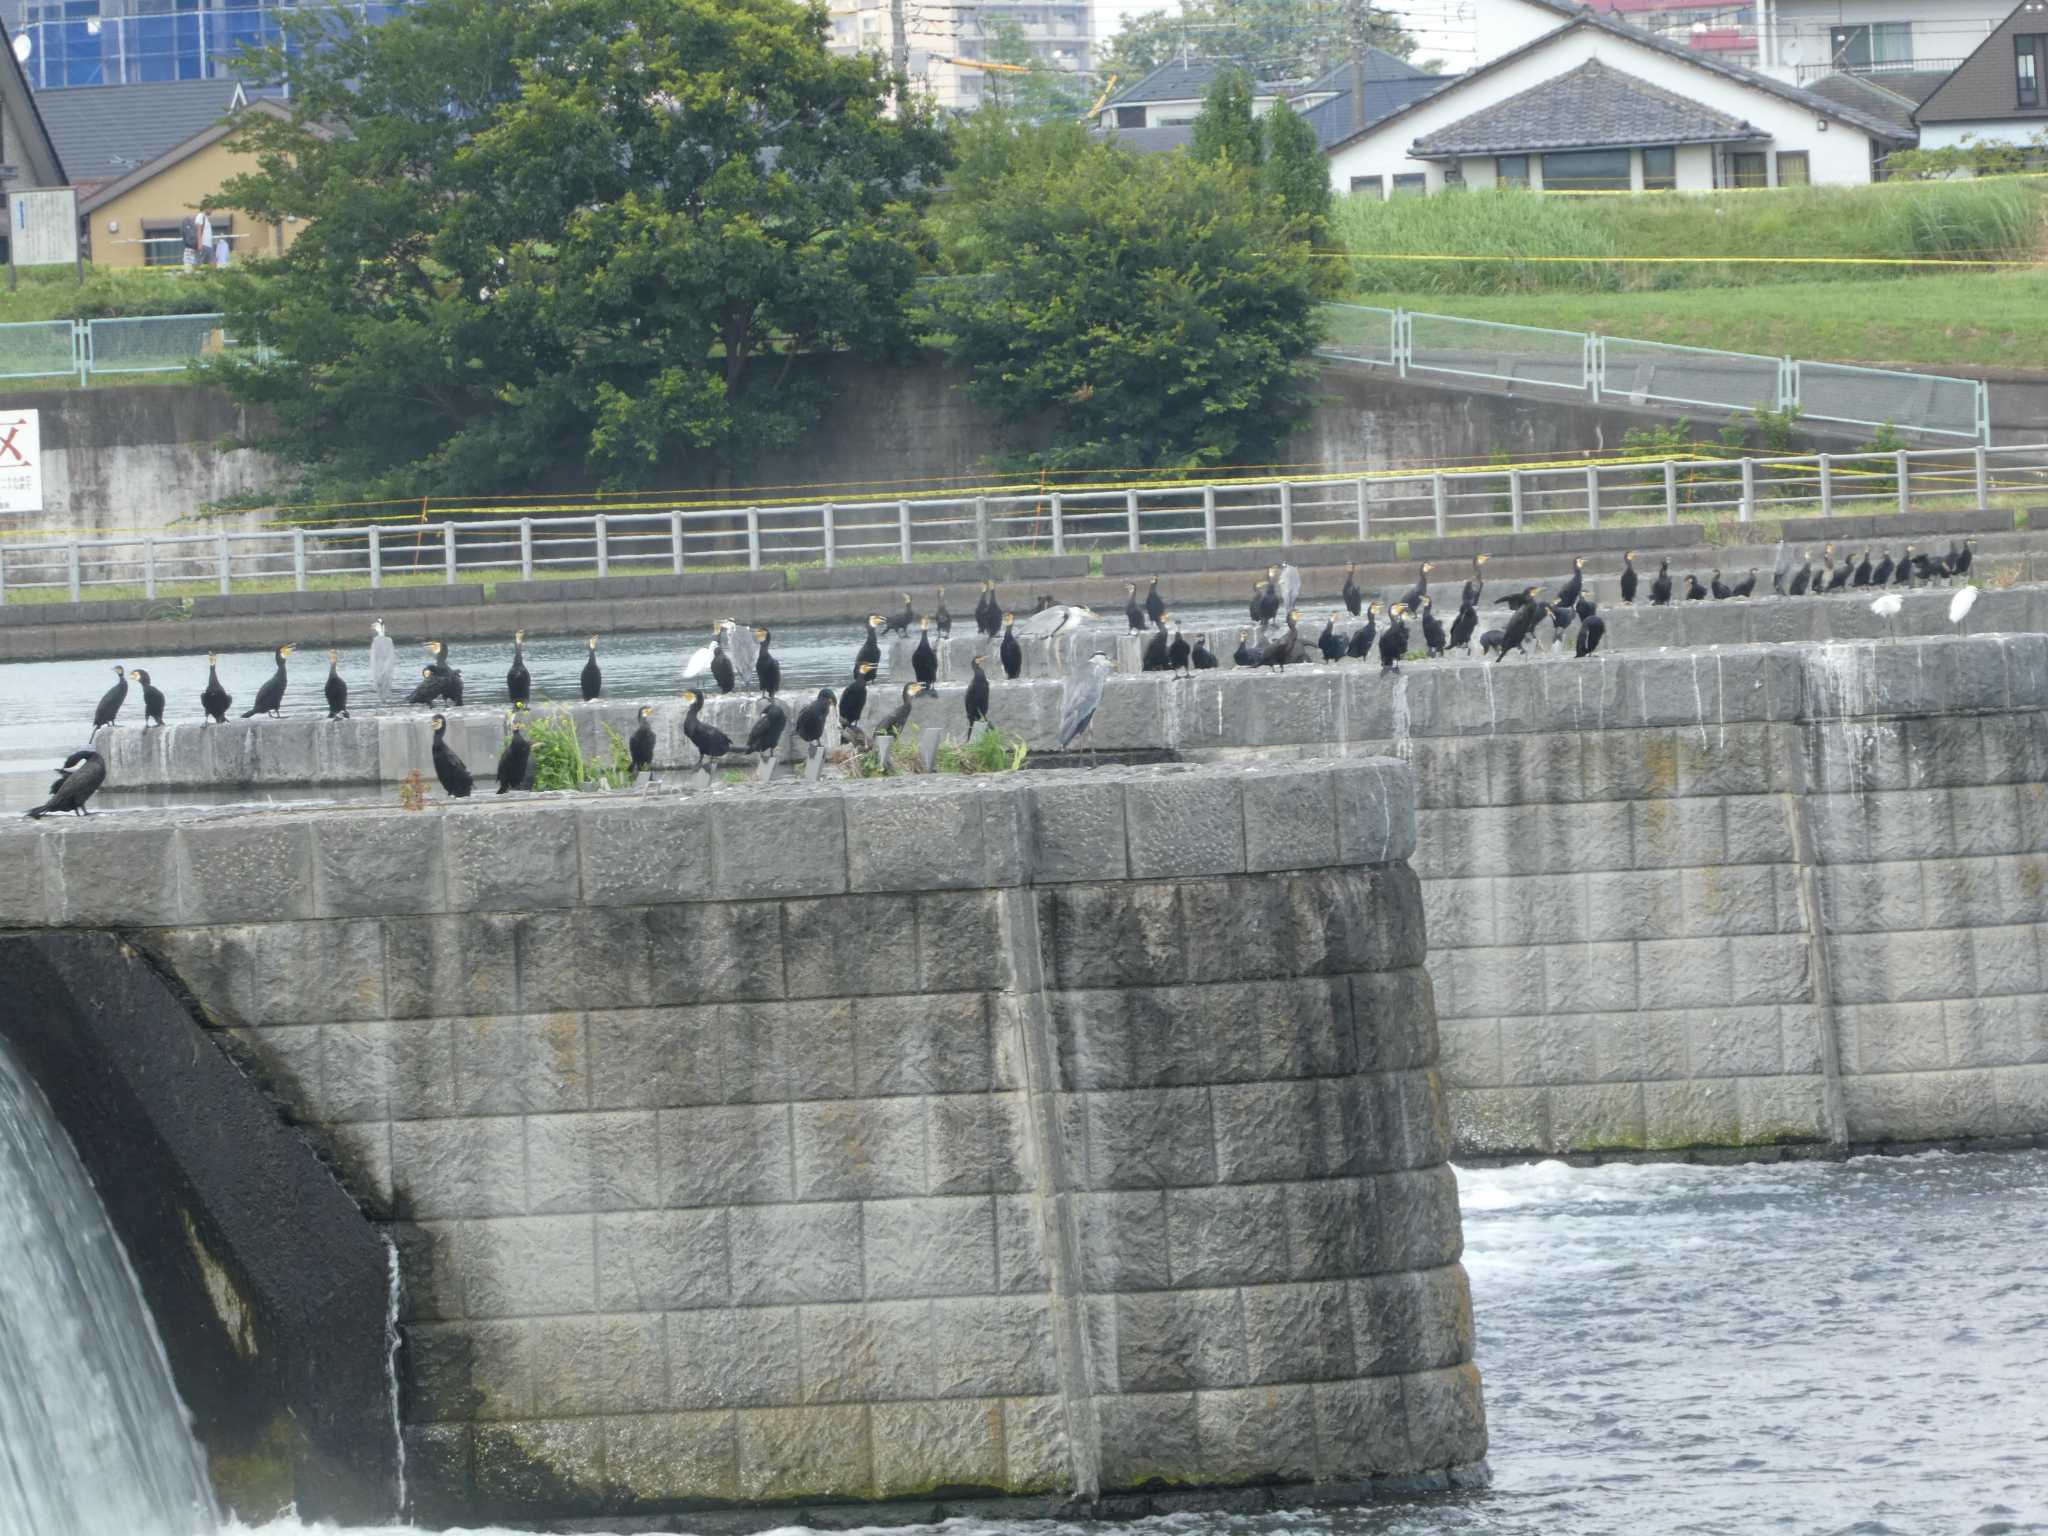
[12, 33, 31, 64]
[84, 16, 99, 34]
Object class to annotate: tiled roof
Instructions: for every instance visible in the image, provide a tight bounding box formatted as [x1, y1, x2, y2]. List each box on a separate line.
[33, 79, 247, 189]
[1095, 122, 1198, 153]
[1804, 71, 1947, 136]
[1410, 58, 1759, 155]
[1300, 73, 1452, 150]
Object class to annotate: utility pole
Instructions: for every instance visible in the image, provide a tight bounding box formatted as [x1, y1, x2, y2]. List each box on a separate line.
[890, 0, 909, 83]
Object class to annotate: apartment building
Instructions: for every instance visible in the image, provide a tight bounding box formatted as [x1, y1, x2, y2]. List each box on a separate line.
[824, 0, 1092, 110]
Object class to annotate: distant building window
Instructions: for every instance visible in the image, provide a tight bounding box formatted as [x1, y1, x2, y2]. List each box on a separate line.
[1390, 172, 1427, 196]
[2019, 35, 2044, 109]
[1642, 146, 1677, 190]
[1350, 174, 1385, 198]
[1443, 161, 1465, 188]
[141, 219, 184, 266]
[1776, 150, 1810, 186]
[1728, 151, 1769, 187]
[1116, 105, 1145, 127]
[1830, 21, 1911, 69]
[1542, 148, 1630, 191]
[1496, 153, 1529, 187]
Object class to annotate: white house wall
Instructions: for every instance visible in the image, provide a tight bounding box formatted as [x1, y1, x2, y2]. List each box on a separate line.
[1756, 0, 2007, 81]
[1915, 119, 2048, 150]
[1325, 24, 1882, 193]
[1471, 0, 1574, 66]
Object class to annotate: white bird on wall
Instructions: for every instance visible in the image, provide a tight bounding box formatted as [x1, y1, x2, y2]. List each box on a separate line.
[1949, 585, 1978, 635]
[1870, 591, 1902, 644]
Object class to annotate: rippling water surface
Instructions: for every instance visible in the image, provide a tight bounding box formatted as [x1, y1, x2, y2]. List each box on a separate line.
[209, 1152, 2048, 1536]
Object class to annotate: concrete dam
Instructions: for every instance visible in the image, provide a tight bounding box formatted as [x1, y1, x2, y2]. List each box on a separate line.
[0, 757, 1485, 1527]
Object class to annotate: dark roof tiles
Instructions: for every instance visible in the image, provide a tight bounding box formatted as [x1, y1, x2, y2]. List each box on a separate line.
[1410, 58, 1759, 155]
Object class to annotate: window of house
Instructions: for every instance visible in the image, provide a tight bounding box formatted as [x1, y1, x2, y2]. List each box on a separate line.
[1115, 105, 1145, 127]
[1728, 151, 1769, 187]
[1642, 146, 1677, 190]
[1442, 161, 1465, 188]
[1349, 174, 1385, 198]
[1776, 150, 1810, 186]
[1496, 154, 1530, 187]
[1390, 172, 1427, 196]
[2019, 35, 2045, 109]
[1830, 21, 1911, 69]
[141, 220, 184, 267]
[1542, 148, 1630, 190]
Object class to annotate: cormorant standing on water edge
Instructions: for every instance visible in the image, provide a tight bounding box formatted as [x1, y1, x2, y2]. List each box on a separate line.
[965, 655, 991, 736]
[1650, 561, 1674, 606]
[999, 615, 1022, 680]
[244, 645, 294, 718]
[324, 651, 350, 718]
[912, 619, 939, 685]
[855, 616, 883, 673]
[874, 682, 926, 738]
[1378, 604, 1410, 673]
[1619, 552, 1638, 605]
[681, 689, 734, 768]
[507, 631, 530, 708]
[1144, 577, 1167, 629]
[200, 655, 231, 723]
[747, 698, 788, 759]
[581, 636, 602, 700]
[26, 749, 105, 818]
[132, 669, 165, 727]
[628, 705, 656, 783]
[496, 715, 531, 794]
[1192, 634, 1217, 669]
[795, 689, 836, 753]
[430, 714, 473, 798]
[92, 665, 128, 729]
[840, 662, 876, 739]
[753, 628, 780, 697]
[1342, 563, 1363, 616]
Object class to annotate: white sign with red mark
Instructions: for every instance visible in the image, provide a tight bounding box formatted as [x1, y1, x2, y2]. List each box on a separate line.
[0, 410, 43, 514]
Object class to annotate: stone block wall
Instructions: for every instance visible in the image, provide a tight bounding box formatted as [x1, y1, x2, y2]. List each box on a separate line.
[0, 758, 1484, 1527]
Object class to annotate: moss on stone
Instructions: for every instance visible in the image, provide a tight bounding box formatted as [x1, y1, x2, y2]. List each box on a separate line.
[205, 1410, 307, 1522]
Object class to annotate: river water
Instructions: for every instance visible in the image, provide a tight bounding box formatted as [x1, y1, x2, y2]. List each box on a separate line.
[13, 1147, 2019, 1536]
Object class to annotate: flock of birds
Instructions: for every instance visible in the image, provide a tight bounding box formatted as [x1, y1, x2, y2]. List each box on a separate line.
[22, 541, 1991, 818]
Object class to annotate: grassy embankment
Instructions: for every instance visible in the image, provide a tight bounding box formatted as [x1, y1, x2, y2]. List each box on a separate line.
[1333, 179, 2048, 368]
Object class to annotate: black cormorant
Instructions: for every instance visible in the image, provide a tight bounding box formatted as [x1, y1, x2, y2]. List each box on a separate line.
[1248, 579, 1270, 623]
[324, 651, 350, 718]
[1825, 547, 1852, 592]
[1619, 552, 1639, 605]
[92, 665, 128, 729]
[131, 669, 165, 727]
[681, 689, 735, 767]
[1400, 562, 1433, 614]
[841, 661, 876, 738]
[26, 749, 105, 818]
[1650, 561, 1674, 605]
[1142, 623, 1170, 671]
[1871, 551, 1895, 587]
[244, 644, 294, 717]
[1166, 622, 1190, 673]
[1556, 556, 1585, 610]
[999, 615, 1022, 680]
[1448, 600, 1478, 653]
[1259, 610, 1302, 669]
[1893, 546, 1914, 585]
[1732, 569, 1757, 599]
[1143, 577, 1167, 628]
[581, 636, 602, 700]
[1954, 537, 1977, 578]
[1347, 603, 1379, 659]
[875, 681, 927, 738]
[1420, 596, 1447, 658]
[423, 639, 462, 704]
[1480, 628, 1509, 659]
[747, 698, 788, 758]
[975, 580, 1002, 638]
[1342, 563, 1363, 616]
[628, 705, 656, 782]
[430, 714, 473, 798]
[1576, 611, 1606, 657]
[911, 618, 939, 685]
[507, 630, 530, 707]
[1461, 553, 1489, 610]
[200, 655, 231, 723]
[935, 588, 952, 637]
[855, 616, 883, 672]
[753, 628, 780, 697]
[1192, 634, 1217, 669]
[1234, 627, 1258, 666]
[795, 689, 836, 751]
[1851, 550, 1874, 587]
[1684, 573, 1707, 601]
[496, 715, 531, 794]
[1496, 590, 1545, 659]
[1788, 553, 1813, 596]
[1253, 579, 1281, 624]
[407, 666, 443, 706]
[965, 655, 991, 735]
[1317, 613, 1345, 662]
[1125, 583, 1148, 633]
[885, 593, 914, 637]
[711, 633, 737, 694]
[1378, 603, 1410, 673]
[1710, 570, 1730, 600]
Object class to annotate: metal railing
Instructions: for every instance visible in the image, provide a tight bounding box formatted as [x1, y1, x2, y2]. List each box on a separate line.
[0, 314, 249, 387]
[0, 442, 2040, 605]
[1320, 304, 1992, 444]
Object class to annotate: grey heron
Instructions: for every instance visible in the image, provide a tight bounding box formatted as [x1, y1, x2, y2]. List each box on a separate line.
[1057, 653, 1113, 750]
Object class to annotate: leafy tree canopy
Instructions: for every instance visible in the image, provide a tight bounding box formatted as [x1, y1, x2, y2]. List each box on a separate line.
[977, 16, 1098, 122]
[1191, 67, 1261, 170]
[933, 134, 1332, 472]
[1099, 0, 1416, 87]
[1261, 96, 1333, 238]
[211, 0, 948, 500]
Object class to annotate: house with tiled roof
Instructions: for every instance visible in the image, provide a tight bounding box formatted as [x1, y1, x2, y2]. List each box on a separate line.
[1326, 0, 1911, 194]
[1913, 0, 2048, 152]
[1094, 49, 1443, 142]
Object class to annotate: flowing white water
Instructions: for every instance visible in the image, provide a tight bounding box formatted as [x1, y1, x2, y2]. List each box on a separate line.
[0, 1039, 218, 1536]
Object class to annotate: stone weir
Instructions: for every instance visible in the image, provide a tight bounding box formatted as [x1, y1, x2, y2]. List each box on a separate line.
[0, 758, 1485, 1528]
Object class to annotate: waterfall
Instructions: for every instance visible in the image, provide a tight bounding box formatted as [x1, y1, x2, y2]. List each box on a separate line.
[0, 1039, 218, 1536]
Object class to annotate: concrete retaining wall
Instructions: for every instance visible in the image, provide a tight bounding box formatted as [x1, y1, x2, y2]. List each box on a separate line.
[0, 759, 1485, 1527]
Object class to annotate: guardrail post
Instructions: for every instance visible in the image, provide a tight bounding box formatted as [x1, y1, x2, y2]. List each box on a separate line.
[1354, 479, 1368, 540]
[1895, 450, 1910, 515]
[898, 500, 913, 563]
[292, 527, 307, 592]
[1123, 490, 1139, 554]
[1395, 310, 1409, 379]
[142, 538, 156, 598]
[822, 503, 836, 570]
[443, 523, 457, 585]
[1662, 460, 1678, 525]
[1977, 381, 1992, 448]
[670, 511, 684, 574]
[1204, 486, 1218, 550]
[1586, 335, 1601, 403]
[1508, 470, 1523, 532]
[519, 519, 533, 581]
[0, 542, 7, 604]
[977, 497, 993, 560]
[746, 508, 761, 571]
[216, 529, 231, 594]
[594, 514, 608, 578]
[1049, 494, 1064, 557]
[1780, 357, 1797, 413]
[1818, 454, 1833, 516]
[74, 320, 89, 388]
[368, 526, 382, 589]
[68, 542, 82, 602]
[1739, 457, 1756, 524]
[1585, 465, 1600, 529]
[1430, 473, 1446, 537]
[1278, 483, 1293, 546]
[1974, 445, 1990, 507]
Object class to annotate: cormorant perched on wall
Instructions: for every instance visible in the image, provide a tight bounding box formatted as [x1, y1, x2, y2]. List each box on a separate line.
[1419, 596, 1448, 658]
[1825, 547, 1853, 592]
[1496, 589, 1545, 659]
[1378, 603, 1410, 673]
[496, 714, 531, 794]
[430, 714, 472, 798]
[1619, 552, 1639, 605]
[26, 749, 105, 818]
[422, 639, 462, 705]
[324, 651, 350, 718]
[1143, 577, 1167, 629]
[1650, 560, 1674, 605]
[1684, 573, 1707, 601]
[1732, 569, 1757, 599]
[406, 666, 443, 706]
[1191, 634, 1217, 669]
[1788, 553, 1813, 596]
[681, 689, 734, 767]
[875, 681, 927, 738]
[1448, 600, 1478, 654]
[92, 665, 128, 729]
[1871, 550, 1896, 587]
[1576, 610, 1607, 657]
[1342, 563, 1363, 617]
[911, 618, 939, 685]
[1460, 553, 1489, 610]
[934, 589, 952, 638]
[704, 633, 735, 694]
[855, 615, 883, 673]
[1710, 570, 1730, 600]
[1317, 613, 1345, 662]
[965, 655, 992, 735]
[1056, 656, 1111, 750]
[507, 630, 530, 708]
[1851, 550, 1874, 587]
[840, 661, 876, 738]
[131, 669, 165, 727]
[1480, 627, 1509, 659]
[628, 705, 656, 783]
[1259, 610, 1302, 669]
[1252, 579, 1280, 624]
[1125, 583, 1148, 633]
[1347, 603, 1379, 659]
[200, 655, 231, 723]
[1894, 545, 1916, 586]
[580, 636, 603, 700]
[244, 644, 294, 717]
[1954, 537, 1978, 578]
[975, 580, 1002, 638]
[999, 615, 1023, 680]
[369, 618, 396, 704]
[1400, 562, 1433, 614]
[1233, 628, 1258, 666]
[1556, 556, 1585, 610]
[747, 698, 788, 759]
[885, 594, 915, 637]
[1141, 623, 1170, 671]
[795, 689, 836, 753]
[753, 628, 780, 697]
[1166, 622, 1191, 673]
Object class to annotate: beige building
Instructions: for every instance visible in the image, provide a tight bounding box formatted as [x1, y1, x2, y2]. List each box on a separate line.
[825, 0, 1093, 111]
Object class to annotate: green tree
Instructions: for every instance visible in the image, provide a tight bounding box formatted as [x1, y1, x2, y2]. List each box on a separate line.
[934, 143, 1325, 470]
[1099, 0, 1417, 86]
[1192, 67, 1261, 170]
[209, 0, 947, 501]
[978, 16, 1096, 122]
[1261, 96, 1331, 236]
